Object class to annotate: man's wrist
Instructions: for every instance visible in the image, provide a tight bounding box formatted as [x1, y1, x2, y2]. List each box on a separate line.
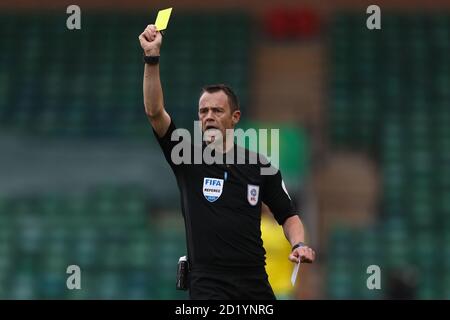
[144, 49, 160, 56]
[292, 242, 306, 251]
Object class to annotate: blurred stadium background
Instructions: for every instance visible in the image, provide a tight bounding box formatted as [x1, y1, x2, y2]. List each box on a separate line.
[0, 0, 449, 299]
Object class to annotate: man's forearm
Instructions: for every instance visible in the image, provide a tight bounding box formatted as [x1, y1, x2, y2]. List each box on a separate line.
[139, 25, 170, 137]
[282, 215, 305, 247]
[143, 63, 164, 118]
[284, 215, 316, 264]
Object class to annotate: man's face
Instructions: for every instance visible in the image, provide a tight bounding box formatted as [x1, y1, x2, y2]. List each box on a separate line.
[198, 90, 240, 142]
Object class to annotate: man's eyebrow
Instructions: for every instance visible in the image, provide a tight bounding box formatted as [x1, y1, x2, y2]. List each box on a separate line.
[200, 105, 222, 109]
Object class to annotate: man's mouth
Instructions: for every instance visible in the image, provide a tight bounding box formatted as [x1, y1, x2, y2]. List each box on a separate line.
[203, 125, 222, 143]
[204, 124, 218, 131]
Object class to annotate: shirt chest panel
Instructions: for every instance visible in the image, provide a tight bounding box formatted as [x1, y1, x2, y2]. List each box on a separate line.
[188, 163, 263, 209]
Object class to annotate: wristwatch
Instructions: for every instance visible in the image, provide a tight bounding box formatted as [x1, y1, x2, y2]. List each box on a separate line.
[292, 242, 306, 251]
[143, 55, 160, 65]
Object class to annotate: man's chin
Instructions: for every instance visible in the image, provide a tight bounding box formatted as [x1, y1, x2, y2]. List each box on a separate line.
[203, 129, 222, 142]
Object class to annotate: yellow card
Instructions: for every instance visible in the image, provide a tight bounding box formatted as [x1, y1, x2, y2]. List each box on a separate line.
[155, 8, 172, 31]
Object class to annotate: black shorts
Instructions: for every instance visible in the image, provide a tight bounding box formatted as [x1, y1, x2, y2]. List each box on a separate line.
[188, 269, 276, 300]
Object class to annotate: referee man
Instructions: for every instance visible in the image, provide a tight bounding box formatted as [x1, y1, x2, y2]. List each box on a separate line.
[139, 24, 315, 300]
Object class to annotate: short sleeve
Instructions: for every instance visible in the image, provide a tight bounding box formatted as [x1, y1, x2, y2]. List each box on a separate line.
[261, 167, 297, 225]
[153, 119, 187, 171]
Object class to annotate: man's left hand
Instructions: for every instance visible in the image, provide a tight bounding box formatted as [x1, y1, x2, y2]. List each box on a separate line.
[289, 245, 315, 264]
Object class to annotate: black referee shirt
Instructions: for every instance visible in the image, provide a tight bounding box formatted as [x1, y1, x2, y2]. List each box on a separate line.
[154, 120, 297, 273]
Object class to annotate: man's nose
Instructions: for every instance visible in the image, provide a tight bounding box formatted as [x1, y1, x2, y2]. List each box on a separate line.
[205, 110, 215, 121]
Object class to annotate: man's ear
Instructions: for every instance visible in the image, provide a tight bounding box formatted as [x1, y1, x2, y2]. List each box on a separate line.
[232, 110, 241, 127]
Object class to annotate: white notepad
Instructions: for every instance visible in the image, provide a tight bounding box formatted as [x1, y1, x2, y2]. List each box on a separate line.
[291, 261, 300, 286]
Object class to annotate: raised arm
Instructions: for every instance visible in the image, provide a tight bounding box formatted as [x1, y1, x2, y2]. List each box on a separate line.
[138, 24, 171, 138]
